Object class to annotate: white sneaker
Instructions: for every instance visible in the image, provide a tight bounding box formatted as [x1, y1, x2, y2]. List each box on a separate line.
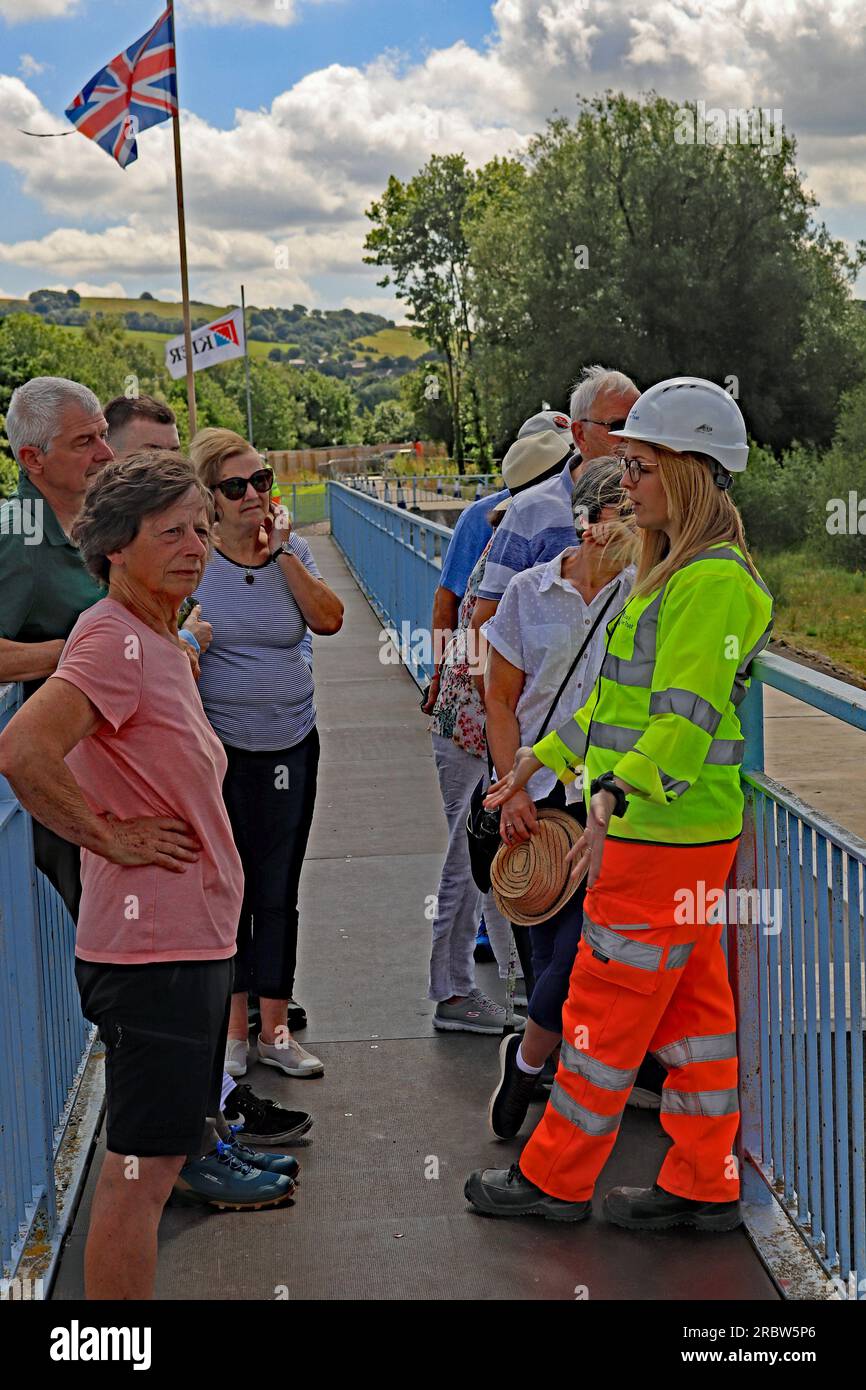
[225, 1038, 248, 1077]
[257, 1033, 324, 1077]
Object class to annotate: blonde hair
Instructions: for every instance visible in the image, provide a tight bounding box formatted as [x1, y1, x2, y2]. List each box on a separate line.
[189, 427, 257, 506]
[631, 446, 758, 599]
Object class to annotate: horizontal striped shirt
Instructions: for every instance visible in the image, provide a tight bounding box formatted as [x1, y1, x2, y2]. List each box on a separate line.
[477, 461, 578, 601]
[192, 536, 319, 752]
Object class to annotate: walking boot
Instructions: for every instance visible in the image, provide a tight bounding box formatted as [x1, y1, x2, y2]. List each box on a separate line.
[603, 1183, 742, 1232]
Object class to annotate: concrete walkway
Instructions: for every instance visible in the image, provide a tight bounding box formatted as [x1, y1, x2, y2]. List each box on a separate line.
[52, 536, 777, 1302]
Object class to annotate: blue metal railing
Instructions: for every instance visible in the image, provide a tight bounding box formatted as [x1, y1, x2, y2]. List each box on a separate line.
[330, 479, 866, 1296]
[0, 683, 94, 1282]
[339, 473, 502, 510]
[734, 654, 866, 1296]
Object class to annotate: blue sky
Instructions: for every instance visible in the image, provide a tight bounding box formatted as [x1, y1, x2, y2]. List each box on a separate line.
[5, 0, 496, 129]
[0, 0, 864, 310]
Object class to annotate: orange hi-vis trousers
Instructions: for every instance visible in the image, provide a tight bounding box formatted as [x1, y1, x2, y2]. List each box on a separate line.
[519, 837, 741, 1205]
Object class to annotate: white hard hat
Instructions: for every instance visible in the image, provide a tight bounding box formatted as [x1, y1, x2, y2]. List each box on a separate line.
[609, 377, 749, 475]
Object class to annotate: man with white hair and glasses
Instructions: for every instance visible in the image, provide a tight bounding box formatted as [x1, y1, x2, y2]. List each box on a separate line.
[0, 377, 114, 913]
[469, 366, 639, 641]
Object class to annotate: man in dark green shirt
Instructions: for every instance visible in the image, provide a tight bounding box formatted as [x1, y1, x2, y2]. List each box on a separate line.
[1, 377, 113, 913]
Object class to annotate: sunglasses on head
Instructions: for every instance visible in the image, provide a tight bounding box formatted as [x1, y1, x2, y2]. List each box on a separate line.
[214, 467, 274, 501]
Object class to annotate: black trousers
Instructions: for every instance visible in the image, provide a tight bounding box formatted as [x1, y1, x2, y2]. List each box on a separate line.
[509, 782, 584, 1000]
[222, 727, 320, 999]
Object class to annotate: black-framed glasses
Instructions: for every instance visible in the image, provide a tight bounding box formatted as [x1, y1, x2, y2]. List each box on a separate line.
[619, 458, 658, 484]
[578, 417, 629, 432]
[214, 467, 274, 501]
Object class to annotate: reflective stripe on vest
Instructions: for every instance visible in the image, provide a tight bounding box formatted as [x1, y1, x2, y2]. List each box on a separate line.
[583, 917, 663, 972]
[649, 687, 722, 736]
[549, 1080, 622, 1136]
[591, 723, 744, 766]
[731, 621, 774, 707]
[654, 1033, 737, 1067]
[660, 1086, 739, 1116]
[560, 1036, 639, 1092]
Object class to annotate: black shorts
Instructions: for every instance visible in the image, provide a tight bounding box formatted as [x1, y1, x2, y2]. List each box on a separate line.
[75, 956, 234, 1158]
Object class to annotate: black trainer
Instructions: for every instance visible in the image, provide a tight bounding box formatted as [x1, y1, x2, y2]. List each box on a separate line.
[603, 1183, 743, 1232]
[488, 1034, 540, 1139]
[465, 1163, 591, 1222]
[223, 1083, 313, 1145]
[286, 998, 308, 1031]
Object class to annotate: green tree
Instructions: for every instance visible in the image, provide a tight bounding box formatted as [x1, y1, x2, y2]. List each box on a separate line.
[292, 369, 359, 447]
[807, 381, 866, 569]
[399, 363, 453, 448]
[361, 398, 414, 445]
[365, 155, 520, 468]
[468, 92, 866, 452]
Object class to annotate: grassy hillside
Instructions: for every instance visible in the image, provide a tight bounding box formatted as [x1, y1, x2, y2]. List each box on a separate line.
[0, 293, 424, 362]
[56, 321, 280, 362]
[79, 295, 228, 320]
[352, 326, 429, 359]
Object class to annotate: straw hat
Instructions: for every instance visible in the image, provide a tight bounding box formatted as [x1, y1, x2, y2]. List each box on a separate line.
[490, 808, 585, 926]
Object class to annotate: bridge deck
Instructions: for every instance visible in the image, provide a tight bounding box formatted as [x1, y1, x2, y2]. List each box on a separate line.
[52, 536, 778, 1302]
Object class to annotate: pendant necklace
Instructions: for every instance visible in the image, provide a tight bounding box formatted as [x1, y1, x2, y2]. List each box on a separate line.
[244, 566, 255, 585]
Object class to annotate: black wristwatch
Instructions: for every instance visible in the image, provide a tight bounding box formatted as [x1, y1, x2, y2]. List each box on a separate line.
[590, 772, 628, 818]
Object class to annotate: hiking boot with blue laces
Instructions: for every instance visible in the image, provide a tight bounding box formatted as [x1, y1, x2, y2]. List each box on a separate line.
[173, 1143, 295, 1211]
[226, 1129, 300, 1181]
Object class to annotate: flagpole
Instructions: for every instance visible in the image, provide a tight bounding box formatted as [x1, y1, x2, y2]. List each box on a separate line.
[241, 283, 254, 446]
[168, 0, 196, 438]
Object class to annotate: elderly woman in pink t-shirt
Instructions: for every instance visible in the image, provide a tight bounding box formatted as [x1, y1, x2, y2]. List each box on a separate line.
[0, 451, 296, 1301]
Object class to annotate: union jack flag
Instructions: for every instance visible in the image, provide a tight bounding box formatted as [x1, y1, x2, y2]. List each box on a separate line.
[65, 8, 177, 169]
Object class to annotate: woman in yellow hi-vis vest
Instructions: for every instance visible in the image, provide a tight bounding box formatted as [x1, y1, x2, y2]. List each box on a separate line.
[465, 378, 773, 1231]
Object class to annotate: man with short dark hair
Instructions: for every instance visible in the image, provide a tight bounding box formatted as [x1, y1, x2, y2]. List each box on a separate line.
[103, 393, 180, 455]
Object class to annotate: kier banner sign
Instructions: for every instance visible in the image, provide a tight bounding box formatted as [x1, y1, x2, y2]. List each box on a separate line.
[165, 308, 246, 378]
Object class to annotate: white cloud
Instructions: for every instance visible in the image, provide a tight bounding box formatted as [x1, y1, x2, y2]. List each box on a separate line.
[1, 0, 866, 305]
[0, 0, 80, 19]
[45, 279, 128, 297]
[342, 294, 405, 320]
[183, 0, 337, 26]
[19, 54, 48, 78]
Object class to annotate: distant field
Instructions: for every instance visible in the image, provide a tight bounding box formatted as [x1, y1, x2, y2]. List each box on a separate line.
[1, 295, 422, 365]
[79, 295, 228, 320]
[757, 548, 866, 680]
[352, 326, 429, 359]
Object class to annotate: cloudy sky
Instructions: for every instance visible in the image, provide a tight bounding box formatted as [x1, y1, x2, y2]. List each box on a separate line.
[0, 0, 864, 315]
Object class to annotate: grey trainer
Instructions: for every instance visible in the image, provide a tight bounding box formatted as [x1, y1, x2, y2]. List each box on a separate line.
[433, 988, 526, 1035]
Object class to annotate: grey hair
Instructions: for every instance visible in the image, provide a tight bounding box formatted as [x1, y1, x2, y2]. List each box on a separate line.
[569, 365, 637, 424]
[72, 450, 214, 586]
[5, 376, 103, 465]
[571, 455, 628, 528]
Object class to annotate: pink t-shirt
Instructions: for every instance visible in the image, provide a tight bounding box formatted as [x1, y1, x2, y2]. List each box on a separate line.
[51, 597, 243, 965]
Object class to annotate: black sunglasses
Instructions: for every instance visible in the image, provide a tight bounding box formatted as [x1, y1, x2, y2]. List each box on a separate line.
[214, 467, 274, 501]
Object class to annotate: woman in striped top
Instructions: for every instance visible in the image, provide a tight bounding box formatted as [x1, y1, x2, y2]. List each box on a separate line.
[191, 429, 343, 1083]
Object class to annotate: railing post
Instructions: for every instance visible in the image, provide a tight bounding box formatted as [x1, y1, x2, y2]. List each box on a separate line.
[740, 678, 765, 774]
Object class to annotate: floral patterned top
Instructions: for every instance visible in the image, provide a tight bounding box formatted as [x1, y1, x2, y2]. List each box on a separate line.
[429, 539, 491, 759]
